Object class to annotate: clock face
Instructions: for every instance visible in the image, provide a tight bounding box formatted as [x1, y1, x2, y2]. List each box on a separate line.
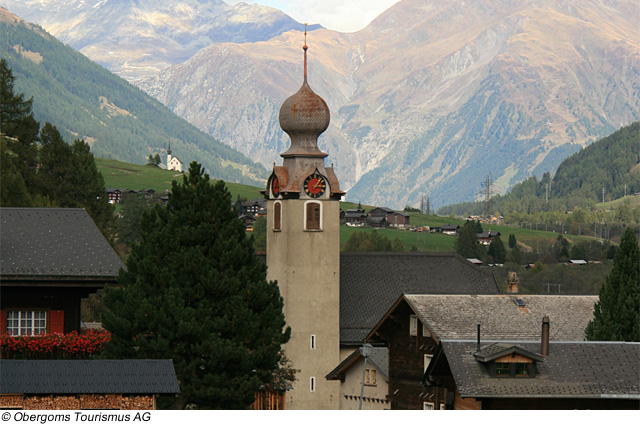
[271, 176, 280, 198]
[303, 173, 326, 198]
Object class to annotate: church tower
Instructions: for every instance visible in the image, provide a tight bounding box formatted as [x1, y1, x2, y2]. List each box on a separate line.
[265, 30, 344, 409]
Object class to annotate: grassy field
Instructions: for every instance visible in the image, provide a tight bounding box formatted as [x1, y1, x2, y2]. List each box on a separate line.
[96, 157, 263, 200]
[98, 156, 601, 252]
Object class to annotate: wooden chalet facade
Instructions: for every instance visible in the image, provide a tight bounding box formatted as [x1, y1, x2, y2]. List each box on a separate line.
[364, 294, 597, 409]
[367, 207, 410, 228]
[0, 359, 179, 410]
[424, 340, 640, 409]
[0, 208, 124, 337]
[477, 231, 501, 245]
[344, 209, 366, 227]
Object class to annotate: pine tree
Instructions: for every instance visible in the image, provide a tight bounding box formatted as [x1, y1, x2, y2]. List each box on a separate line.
[508, 233, 517, 249]
[102, 162, 290, 409]
[487, 234, 506, 264]
[455, 221, 483, 258]
[585, 227, 639, 341]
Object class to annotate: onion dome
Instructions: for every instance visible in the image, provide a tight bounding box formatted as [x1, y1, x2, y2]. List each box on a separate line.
[279, 32, 330, 157]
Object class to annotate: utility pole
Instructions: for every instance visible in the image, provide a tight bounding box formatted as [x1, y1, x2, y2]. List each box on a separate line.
[602, 188, 605, 203]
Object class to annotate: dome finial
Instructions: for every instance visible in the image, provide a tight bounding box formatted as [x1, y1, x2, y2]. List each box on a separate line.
[303, 23, 308, 81]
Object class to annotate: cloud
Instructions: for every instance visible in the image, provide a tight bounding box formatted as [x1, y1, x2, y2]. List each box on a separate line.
[227, 0, 400, 33]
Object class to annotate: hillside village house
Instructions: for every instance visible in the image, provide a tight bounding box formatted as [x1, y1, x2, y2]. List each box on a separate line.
[344, 208, 366, 227]
[477, 230, 501, 245]
[367, 207, 411, 228]
[364, 294, 598, 409]
[441, 224, 460, 235]
[0, 207, 179, 410]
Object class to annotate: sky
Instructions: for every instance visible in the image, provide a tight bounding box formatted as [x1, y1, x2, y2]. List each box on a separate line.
[227, 0, 402, 33]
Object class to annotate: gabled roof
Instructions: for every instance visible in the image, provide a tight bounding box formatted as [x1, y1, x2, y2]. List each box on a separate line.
[401, 294, 596, 342]
[0, 208, 124, 279]
[0, 360, 180, 394]
[436, 341, 640, 399]
[473, 343, 546, 363]
[340, 253, 499, 345]
[325, 347, 389, 382]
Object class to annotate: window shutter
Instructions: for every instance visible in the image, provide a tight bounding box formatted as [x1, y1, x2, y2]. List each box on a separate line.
[0, 310, 6, 335]
[274, 202, 281, 230]
[49, 310, 64, 334]
[306, 203, 320, 230]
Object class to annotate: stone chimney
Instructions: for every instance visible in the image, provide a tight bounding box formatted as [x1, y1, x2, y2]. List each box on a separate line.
[506, 271, 519, 293]
[541, 316, 550, 356]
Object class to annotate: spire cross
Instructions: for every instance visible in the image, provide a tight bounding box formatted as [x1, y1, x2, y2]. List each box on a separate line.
[303, 23, 308, 81]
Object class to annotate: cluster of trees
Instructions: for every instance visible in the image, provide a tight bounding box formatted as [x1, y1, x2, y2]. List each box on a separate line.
[454, 221, 515, 264]
[344, 230, 409, 252]
[1, 59, 113, 238]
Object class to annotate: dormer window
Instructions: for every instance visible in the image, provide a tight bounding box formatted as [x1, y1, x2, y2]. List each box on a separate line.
[474, 343, 543, 379]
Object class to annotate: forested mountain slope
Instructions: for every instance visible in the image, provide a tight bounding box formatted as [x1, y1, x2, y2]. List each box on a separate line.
[0, 9, 266, 186]
[440, 122, 640, 216]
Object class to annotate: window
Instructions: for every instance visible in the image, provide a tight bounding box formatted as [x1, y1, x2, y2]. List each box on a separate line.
[409, 314, 418, 336]
[305, 202, 321, 230]
[310, 334, 316, 350]
[423, 402, 434, 410]
[365, 368, 377, 385]
[310, 377, 316, 392]
[273, 202, 281, 231]
[515, 363, 530, 376]
[495, 362, 510, 376]
[424, 354, 433, 372]
[7, 311, 46, 336]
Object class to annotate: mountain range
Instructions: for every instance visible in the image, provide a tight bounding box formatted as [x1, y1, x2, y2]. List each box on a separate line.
[0, 7, 266, 185]
[2, 0, 639, 209]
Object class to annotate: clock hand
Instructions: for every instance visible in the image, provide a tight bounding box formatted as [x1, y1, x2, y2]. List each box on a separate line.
[313, 178, 324, 189]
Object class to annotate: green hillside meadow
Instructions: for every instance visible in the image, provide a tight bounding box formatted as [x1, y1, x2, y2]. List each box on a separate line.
[98, 157, 595, 253]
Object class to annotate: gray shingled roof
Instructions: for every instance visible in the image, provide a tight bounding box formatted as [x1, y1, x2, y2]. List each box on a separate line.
[0, 360, 180, 394]
[405, 294, 597, 341]
[340, 253, 499, 345]
[440, 341, 640, 398]
[0, 208, 124, 278]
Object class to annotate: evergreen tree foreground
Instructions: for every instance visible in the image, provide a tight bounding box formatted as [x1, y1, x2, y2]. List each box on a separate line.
[585, 227, 639, 342]
[102, 162, 290, 409]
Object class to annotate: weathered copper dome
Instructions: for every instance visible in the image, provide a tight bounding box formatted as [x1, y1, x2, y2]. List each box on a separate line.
[278, 43, 329, 157]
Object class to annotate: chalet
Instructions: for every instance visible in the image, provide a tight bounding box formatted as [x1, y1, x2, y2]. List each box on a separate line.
[367, 207, 394, 228]
[441, 224, 459, 235]
[345, 209, 366, 227]
[0, 359, 179, 410]
[364, 294, 597, 409]
[326, 347, 390, 410]
[105, 188, 122, 204]
[242, 199, 267, 216]
[424, 337, 640, 409]
[387, 212, 410, 228]
[477, 231, 501, 245]
[367, 207, 410, 228]
[239, 213, 256, 231]
[0, 208, 124, 335]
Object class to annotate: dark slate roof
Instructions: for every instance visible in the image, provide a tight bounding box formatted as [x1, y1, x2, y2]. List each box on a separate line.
[0, 360, 180, 394]
[474, 343, 545, 362]
[0, 208, 124, 278]
[405, 294, 596, 341]
[340, 252, 499, 345]
[439, 341, 640, 399]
